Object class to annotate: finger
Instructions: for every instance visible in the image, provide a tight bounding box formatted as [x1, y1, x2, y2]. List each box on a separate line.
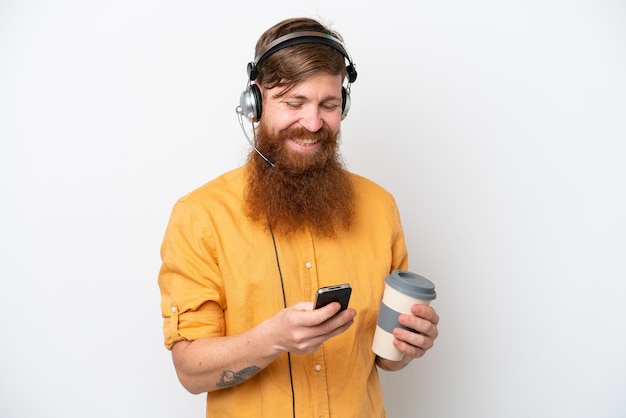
[284, 301, 339, 328]
[394, 324, 433, 347]
[411, 304, 440, 326]
[307, 301, 345, 324]
[289, 310, 356, 354]
[399, 313, 438, 339]
[320, 308, 356, 333]
[392, 333, 427, 359]
[307, 310, 356, 346]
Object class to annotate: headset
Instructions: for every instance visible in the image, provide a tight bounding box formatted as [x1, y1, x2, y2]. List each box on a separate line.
[237, 31, 358, 123]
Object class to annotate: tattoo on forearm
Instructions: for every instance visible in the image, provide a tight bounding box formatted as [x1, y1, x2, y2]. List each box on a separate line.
[216, 366, 261, 388]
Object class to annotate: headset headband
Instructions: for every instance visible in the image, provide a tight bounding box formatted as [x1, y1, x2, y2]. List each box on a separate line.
[247, 31, 357, 83]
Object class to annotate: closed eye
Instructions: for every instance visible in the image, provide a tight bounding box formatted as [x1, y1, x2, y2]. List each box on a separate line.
[285, 101, 304, 109]
[321, 102, 341, 111]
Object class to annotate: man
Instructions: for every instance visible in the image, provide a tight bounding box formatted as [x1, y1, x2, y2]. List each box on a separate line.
[158, 17, 439, 417]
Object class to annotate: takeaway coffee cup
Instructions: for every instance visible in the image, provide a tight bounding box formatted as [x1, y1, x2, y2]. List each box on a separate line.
[371, 270, 436, 361]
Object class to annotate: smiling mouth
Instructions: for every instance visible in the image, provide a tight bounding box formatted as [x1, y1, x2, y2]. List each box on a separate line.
[291, 138, 319, 146]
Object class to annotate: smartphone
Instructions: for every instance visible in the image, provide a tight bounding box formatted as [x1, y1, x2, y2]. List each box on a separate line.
[314, 283, 352, 311]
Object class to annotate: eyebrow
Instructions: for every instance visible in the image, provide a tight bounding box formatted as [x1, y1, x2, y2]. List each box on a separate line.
[281, 93, 342, 103]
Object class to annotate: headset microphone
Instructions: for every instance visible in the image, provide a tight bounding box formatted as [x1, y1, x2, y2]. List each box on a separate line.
[235, 106, 275, 167]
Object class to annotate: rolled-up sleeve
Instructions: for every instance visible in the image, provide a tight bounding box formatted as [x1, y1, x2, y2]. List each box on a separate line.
[158, 198, 225, 350]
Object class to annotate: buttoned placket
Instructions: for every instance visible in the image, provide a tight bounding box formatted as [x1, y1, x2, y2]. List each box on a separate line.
[299, 233, 331, 418]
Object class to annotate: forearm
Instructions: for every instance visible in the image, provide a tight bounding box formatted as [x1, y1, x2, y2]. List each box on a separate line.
[170, 301, 354, 393]
[172, 323, 281, 394]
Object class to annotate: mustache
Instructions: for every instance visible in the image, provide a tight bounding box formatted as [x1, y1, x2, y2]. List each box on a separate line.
[277, 125, 334, 143]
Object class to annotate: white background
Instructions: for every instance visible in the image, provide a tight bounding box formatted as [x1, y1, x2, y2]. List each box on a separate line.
[1, 1, 625, 417]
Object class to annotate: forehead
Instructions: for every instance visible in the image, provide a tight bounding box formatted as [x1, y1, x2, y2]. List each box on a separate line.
[270, 73, 343, 100]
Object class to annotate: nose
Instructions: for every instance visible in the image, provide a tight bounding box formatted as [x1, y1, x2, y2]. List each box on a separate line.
[298, 105, 324, 132]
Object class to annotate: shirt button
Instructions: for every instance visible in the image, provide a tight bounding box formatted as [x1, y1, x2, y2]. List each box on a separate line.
[315, 364, 322, 371]
[305, 262, 312, 269]
[170, 306, 177, 313]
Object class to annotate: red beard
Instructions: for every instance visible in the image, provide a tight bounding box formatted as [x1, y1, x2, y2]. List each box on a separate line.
[243, 122, 355, 238]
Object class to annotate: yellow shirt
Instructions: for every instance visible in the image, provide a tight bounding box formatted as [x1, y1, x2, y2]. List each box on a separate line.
[158, 165, 408, 418]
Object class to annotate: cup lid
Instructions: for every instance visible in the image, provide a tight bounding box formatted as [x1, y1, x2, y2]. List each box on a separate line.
[385, 270, 436, 300]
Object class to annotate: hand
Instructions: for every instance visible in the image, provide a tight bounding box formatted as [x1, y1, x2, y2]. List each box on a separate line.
[393, 304, 439, 359]
[267, 302, 356, 355]
[170, 302, 355, 394]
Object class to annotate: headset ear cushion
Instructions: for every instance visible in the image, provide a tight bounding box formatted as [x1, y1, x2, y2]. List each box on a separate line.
[240, 84, 263, 123]
[341, 86, 351, 119]
[250, 84, 262, 122]
[346, 64, 357, 83]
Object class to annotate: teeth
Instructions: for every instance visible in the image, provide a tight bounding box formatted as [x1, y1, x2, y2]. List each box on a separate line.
[293, 138, 318, 146]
